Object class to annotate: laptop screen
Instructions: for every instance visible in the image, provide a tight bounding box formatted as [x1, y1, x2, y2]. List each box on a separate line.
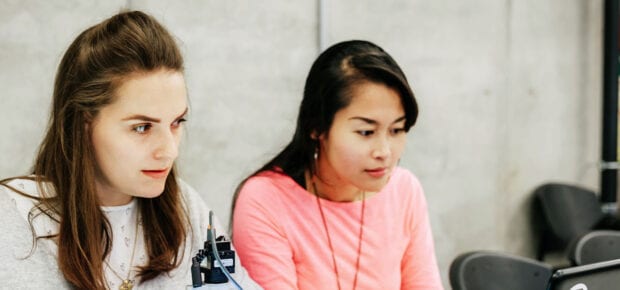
[548, 259, 620, 290]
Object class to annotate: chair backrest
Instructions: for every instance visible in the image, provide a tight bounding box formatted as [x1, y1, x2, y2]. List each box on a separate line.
[570, 230, 620, 265]
[449, 251, 553, 290]
[549, 258, 620, 290]
[535, 183, 603, 245]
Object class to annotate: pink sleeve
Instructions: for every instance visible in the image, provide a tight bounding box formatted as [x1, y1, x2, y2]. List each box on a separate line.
[232, 177, 298, 290]
[401, 176, 444, 290]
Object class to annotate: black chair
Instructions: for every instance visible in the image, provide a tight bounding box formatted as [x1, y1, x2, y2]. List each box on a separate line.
[569, 230, 620, 265]
[450, 251, 553, 290]
[534, 183, 604, 261]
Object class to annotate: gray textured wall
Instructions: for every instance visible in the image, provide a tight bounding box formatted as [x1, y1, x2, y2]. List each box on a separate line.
[0, 0, 603, 287]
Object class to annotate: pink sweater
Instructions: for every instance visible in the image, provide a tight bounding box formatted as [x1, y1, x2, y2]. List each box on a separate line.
[233, 167, 443, 290]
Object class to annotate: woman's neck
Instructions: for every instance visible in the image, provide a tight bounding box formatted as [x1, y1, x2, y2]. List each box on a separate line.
[306, 170, 366, 202]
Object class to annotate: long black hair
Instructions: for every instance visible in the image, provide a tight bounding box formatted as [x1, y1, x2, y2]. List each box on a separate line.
[230, 40, 418, 226]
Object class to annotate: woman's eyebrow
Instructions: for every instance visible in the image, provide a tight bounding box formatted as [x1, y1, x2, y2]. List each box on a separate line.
[122, 114, 160, 122]
[348, 116, 376, 124]
[122, 107, 189, 123]
[348, 115, 406, 124]
[392, 116, 406, 124]
[174, 107, 189, 119]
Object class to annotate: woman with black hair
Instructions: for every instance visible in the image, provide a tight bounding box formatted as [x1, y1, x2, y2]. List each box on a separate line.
[232, 40, 443, 290]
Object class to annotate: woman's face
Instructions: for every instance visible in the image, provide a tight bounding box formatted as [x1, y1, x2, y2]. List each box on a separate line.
[316, 81, 407, 201]
[90, 69, 188, 206]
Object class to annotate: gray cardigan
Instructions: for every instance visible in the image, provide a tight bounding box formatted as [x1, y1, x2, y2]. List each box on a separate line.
[0, 185, 69, 289]
[0, 180, 262, 290]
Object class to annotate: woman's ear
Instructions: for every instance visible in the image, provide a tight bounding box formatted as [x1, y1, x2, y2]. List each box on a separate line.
[310, 131, 318, 140]
[311, 130, 328, 141]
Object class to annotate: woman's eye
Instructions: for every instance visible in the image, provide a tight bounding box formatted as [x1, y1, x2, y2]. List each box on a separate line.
[391, 128, 406, 135]
[133, 124, 151, 134]
[357, 130, 374, 136]
[172, 118, 187, 128]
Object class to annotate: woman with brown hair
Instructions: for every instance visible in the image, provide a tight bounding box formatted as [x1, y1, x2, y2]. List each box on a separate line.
[0, 10, 259, 290]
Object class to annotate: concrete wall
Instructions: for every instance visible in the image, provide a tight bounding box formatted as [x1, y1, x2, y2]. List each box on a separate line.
[0, 0, 604, 287]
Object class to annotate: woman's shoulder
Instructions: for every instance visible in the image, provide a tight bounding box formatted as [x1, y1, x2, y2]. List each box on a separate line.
[175, 179, 232, 246]
[390, 167, 423, 189]
[0, 177, 48, 218]
[235, 170, 307, 215]
[242, 170, 299, 194]
[1, 177, 61, 232]
[0, 178, 30, 216]
[177, 179, 204, 203]
[1, 176, 41, 196]
[176, 179, 213, 218]
[381, 167, 427, 207]
[0, 183, 68, 288]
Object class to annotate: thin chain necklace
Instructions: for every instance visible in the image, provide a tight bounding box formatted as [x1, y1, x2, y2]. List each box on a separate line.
[104, 211, 140, 290]
[311, 180, 365, 290]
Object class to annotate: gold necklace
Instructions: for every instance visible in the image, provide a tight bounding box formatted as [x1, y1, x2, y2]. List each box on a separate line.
[311, 180, 365, 290]
[104, 211, 139, 290]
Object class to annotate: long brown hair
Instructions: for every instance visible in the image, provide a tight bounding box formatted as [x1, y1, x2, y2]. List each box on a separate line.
[1, 11, 188, 289]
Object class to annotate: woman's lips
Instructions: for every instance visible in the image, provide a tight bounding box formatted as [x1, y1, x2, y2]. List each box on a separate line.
[365, 167, 387, 178]
[142, 169, 169, 179]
